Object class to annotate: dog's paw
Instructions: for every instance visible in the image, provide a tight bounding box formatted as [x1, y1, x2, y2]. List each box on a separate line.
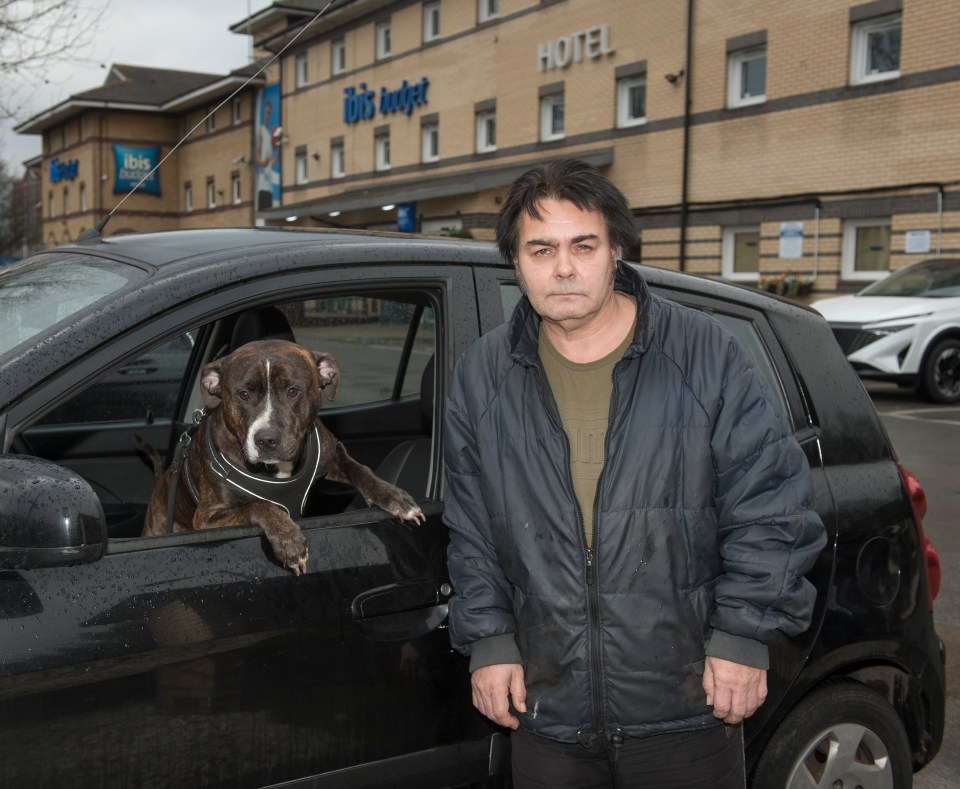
[263, 522, 310, 575]
[378, 488, 425, 526]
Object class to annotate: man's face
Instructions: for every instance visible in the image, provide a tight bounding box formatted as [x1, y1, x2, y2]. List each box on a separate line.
[515, 198, 618, 330]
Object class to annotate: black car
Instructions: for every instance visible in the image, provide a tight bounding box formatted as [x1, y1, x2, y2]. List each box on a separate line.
[0, 228, 945, 788]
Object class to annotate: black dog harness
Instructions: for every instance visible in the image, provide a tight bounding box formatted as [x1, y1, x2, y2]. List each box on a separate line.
[164, 410, 322, 531]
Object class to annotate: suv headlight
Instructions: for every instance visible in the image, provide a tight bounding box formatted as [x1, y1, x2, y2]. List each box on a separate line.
[867, 323, 914, 338]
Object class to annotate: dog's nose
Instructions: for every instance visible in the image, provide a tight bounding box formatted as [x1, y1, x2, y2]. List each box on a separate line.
[254, 428, 281, 452]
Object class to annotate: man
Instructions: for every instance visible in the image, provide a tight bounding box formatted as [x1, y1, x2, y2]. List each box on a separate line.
[443, 159, 826, 788]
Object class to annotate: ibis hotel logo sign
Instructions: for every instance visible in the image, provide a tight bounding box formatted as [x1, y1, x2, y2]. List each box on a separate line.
[343, 77, 430, 124]
[538, 24, 615, 71]
[112, 144, 161, 196]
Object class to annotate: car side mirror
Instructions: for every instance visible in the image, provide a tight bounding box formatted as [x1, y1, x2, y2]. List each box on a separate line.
[0, 455, 108, 569]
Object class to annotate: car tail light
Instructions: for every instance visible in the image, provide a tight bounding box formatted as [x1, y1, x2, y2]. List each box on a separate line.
[898, 464, 941, 609]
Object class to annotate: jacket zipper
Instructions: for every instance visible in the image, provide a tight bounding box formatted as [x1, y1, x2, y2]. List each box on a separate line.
[533, 360, 623, 744]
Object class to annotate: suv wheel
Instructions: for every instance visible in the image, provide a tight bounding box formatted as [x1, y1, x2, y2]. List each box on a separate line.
[751, 682, 912, 789]
[918, 337, 960, 404]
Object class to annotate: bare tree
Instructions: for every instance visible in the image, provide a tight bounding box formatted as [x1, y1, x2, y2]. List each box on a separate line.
[0, 0, 111, 118]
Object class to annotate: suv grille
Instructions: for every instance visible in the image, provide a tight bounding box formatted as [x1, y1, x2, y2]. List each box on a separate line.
[831, 326, 876, 355]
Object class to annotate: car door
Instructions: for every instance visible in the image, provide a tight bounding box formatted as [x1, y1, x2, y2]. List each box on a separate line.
[0, 264, 500, 788]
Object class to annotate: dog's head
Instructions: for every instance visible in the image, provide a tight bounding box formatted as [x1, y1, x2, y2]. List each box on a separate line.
[199, 340, 339, 470]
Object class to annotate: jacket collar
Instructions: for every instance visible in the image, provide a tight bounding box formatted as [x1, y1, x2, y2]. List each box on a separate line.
[507, 261, 656, 366]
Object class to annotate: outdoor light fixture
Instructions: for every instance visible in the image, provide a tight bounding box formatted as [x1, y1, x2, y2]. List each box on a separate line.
[328, 211, 341, 217]
[286, 216, 298, 222]
[382, 204, 395, 211]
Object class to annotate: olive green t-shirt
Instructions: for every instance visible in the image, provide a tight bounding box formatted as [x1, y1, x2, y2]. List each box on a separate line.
[538, 312, 636, 548]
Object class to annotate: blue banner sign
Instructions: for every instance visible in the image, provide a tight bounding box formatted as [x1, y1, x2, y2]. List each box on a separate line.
[49, 157, 79, 184]
[343, 77, 430, 124]
[112, 144, 161, 196]
[397, 202, 417, 233]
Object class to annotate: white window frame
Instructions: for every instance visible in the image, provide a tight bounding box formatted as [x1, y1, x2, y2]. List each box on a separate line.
[184, 183, 193, 213]
[206, 107, 216, 133]
[231, 174, 242, 205]
[421, 123, 439, 163]
[331, 141, 345, 178]
[295, 150, 309, 185]
[540, 93, 565, 142]
[842, 218, 892, 281]
[232, 97, 242, 125]
[476, 110, 496, 153]
[478, 0, 498, 23]
[727, 47, 767, 108]
[722, 226, 761, 281]
[332, 39, 346, 74]
[207, 180, 216, 209]
[295, 53, 308, 88]
[850, 13, 901, 85]
[375, 133, 391, 171]
[376, 19, 392, 60]
[616, 76, 647, 128]
[423, 1, 441, 42]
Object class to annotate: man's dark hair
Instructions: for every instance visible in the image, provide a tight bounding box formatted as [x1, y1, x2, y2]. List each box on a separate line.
[495, 158, 637, 263]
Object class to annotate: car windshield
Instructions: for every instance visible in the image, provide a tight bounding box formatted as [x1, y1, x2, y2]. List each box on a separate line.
[860, 259, 960, 298]
[0, 253, 143, 356]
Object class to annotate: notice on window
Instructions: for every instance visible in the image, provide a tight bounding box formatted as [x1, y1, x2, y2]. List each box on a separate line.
[905, 230, 931, 254]
[778, 222, 803, 259]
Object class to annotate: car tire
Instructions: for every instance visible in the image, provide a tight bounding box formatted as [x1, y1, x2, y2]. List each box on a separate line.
[750, 681, 912, 789]
[918, 337, 960, 404]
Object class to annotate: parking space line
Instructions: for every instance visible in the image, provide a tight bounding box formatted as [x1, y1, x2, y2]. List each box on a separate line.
[880, 407, 960, 427]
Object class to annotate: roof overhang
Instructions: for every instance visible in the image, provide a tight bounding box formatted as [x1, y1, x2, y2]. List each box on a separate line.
[262, 148, 615, 221]
[14, 75, 263, 135]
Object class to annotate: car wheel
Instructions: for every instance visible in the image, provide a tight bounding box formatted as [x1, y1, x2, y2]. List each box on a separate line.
[750, 682, 912, 789]
[918, 337, 960, 404]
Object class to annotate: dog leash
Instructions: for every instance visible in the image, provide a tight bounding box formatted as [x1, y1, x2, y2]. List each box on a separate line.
[164, 409, 205, 533]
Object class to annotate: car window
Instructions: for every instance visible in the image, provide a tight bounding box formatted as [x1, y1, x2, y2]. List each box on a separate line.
[35, 331, 197, 425]
[279, 297, 435, 408]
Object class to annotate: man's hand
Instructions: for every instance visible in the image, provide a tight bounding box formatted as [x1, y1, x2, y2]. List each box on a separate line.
[471, 663, 526, 730]
[702, 656, 767, 724]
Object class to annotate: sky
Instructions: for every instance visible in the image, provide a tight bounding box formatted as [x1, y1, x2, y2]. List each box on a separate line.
[1, 0, 273, 173]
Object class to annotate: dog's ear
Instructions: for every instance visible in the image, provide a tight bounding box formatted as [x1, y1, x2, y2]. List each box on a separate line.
[313, 352, 340, 402]
[200, 360, 224, 409]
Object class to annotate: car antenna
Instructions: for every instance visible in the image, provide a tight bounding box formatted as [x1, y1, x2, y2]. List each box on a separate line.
[77, 0, 339, 243]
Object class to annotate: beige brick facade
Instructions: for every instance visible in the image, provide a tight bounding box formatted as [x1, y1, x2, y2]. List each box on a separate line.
[17, 0, 960, 294]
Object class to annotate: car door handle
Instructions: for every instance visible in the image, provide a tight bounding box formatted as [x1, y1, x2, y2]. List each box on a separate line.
[351, 581, 450, 641]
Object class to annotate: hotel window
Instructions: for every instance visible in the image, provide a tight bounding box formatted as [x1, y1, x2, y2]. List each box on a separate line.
[722, 227, 761, 281]
[79, 115, 87, 140]
[421, 116, 439, 163]
[539, 84, 565, 142]
[478, 0, 498, 23]
[63, 187, 69, 215]
[376, 19, 392, 60]
[184, 182, 193, 212]
[295, 146, 309, 184]
[615, 61, 647, 128]
[332, 38, 346, 74]
[48, 191, 55, 218]
[423, 1, 440, 42]
[842, 218, 891, 280]
[375, 127, 391, 171]
[726, 31, 767, 108]
[80, 182, 87, 212]
[206, 106, 216, 133]
[233, 97, 243, 124]
[231, 173, 242, 204]
[475, 99, 497, 153]
[207, 178, 216, 209]
[295, 53, 308, 88]
[331, 137, 345, 178]
[850, 5, 901, 85]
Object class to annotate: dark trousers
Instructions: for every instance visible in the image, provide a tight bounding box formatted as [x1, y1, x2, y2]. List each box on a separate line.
[511, 724, 746, 789]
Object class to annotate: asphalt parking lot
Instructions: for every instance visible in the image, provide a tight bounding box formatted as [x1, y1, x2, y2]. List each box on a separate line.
[865, 383, 959, 788]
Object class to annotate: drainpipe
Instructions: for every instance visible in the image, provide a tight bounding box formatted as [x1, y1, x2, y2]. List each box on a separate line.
[678, 0, 694, 272]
